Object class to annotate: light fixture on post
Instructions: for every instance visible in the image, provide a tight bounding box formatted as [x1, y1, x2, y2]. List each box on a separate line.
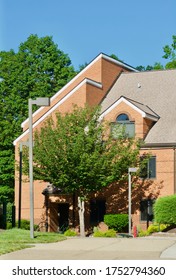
[128, 167, 138, 236]
[28, 97, 50, 238]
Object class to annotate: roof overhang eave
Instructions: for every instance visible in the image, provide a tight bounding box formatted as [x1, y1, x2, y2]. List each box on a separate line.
[141, 142, 176, 149]
[144, 113, 159, 122]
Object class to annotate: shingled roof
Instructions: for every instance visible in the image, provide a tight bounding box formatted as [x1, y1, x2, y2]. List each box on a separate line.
[100, 69, 176, 145]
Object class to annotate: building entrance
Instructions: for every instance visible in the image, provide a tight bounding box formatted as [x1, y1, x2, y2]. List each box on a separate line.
[58, 203, 69, 232]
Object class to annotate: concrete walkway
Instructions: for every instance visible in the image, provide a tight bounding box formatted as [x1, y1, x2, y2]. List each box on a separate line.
[0, 236, 176, 260]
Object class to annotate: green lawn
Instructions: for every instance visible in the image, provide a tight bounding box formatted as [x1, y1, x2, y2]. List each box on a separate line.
[0, 228, 66, 255]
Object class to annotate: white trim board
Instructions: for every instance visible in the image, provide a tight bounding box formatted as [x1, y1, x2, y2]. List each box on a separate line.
[13, 78, 102, 145]
[21, 53, 137, 128]
[99, 96, 159, 122]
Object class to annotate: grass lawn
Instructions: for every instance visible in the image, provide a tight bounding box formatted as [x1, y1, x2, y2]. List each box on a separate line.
[0, 228, 66, 255]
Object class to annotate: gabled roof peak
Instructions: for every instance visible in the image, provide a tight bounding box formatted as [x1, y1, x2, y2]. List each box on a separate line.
[97, 53, 138, 72]
[21, 53, 137, 129]
[100, 95, 159, 122]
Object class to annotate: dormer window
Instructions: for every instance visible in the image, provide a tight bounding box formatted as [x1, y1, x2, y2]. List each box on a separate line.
[111, 113, 135, 139]
[116, 113, 129, 122]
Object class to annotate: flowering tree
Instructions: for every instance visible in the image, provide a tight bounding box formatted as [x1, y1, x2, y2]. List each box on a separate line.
[23, 105, 141, 236]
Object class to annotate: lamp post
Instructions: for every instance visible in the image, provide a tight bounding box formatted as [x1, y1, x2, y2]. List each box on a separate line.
[128, 167, 138, 235]
[18, 141, 29, 229]
[28, 97, 50, 238]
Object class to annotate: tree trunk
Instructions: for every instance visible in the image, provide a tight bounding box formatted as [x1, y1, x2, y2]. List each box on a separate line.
[78, 196, 85, 237]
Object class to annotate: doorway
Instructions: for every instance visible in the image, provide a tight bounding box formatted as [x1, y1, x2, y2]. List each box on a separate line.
[58, 203, 69, 232]
[90, 199, 106, 225]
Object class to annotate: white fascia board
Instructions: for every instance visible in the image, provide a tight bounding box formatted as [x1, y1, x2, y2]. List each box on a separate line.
[99, 96, 147, 120]
[21, 78, 102, 129]
[144, 113, 159, 122]
[21, 53, 137, 128]
[100, 96, 159, 122]
[21, 54, 104, 128]
[101, 54, 138, 72]
[14, 79, 102, 146]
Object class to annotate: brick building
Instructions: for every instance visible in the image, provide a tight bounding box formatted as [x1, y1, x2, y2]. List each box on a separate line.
[13, 53, 176, 232]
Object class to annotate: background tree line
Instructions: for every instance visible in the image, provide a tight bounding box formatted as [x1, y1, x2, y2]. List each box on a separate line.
[0, 34, 76, 202]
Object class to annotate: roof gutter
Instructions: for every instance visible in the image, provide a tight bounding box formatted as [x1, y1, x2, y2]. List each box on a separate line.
[141, 142, 176, 148]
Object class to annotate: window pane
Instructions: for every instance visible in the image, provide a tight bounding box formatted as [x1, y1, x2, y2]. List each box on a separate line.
[125, 123, 135, 138]
[140, 199, 155, 221]
[116, 114, 129, 121]
[140, 156, 156, 179]
[139, 159, 148, 178]
[111, 123, 124, 139]
[111, 123, 135, 139]
[148, 157, 156, 179]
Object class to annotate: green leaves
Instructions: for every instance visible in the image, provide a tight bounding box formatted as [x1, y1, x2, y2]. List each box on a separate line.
[162, 35, 176, 60]
[136, 34, 176, 71]
[154, 195, 176, 224]
[0, 150, 14, 202]
[163, 35, 176, 69]
[25, 105, 141, 198]
[0, 34, 76, 201]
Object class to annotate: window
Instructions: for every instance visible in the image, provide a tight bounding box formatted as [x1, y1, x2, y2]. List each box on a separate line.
[140, 199, 155, 221]
[117, 113, 129, 121]
[140, 156, 156, 179]
[111, 113, 135, 139]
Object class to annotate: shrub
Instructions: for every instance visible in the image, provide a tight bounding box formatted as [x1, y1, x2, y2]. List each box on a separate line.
[17, 219, 30, 230]
[64, 229, 77, 236]
[6, 222, 13, 229]
[138, 230, 150, 237]
[93, 229, 116, 237]
[0, 203, 15, 228]
[93, 226, 98, 233]
[137, 224, 168, 237]
[147, 224, 168, 234]
[93, 230, 105, 237]
[6, 203, 14, 223]
[0, 206, 3, 228]
[104, 214, 128, 232]
[104, 229, 117, 237]
[16, 219, 38, 231]
[154, 195, 176, 225]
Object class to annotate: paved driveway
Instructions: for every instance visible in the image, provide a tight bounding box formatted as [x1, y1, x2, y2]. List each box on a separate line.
[0, 236, 176, 260]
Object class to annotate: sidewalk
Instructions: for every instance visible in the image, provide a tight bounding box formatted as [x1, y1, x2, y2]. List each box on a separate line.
[0, 236, 176, 260]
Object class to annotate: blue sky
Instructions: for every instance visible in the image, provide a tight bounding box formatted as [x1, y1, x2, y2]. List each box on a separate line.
[1, 0, 176, 70]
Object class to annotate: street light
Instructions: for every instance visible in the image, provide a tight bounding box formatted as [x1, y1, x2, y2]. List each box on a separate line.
[29, 97, 50, 238]
[18, 141, 29, 229]
[128, 167, 138, 236]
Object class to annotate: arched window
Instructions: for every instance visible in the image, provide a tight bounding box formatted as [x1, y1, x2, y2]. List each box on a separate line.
[116, 113, 129, 122]
[111, 113, 135, 138]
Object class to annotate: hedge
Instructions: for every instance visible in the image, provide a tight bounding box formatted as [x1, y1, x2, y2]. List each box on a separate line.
[154, 195, 176, 225]
[104, 214, 128, 232]
[93, 229, 117, 237]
